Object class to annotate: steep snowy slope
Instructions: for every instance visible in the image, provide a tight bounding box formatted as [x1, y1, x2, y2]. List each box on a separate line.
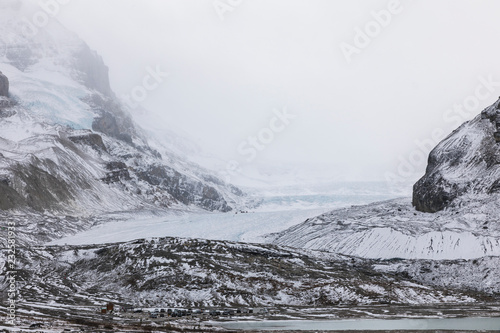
[0, 1, 247, 220]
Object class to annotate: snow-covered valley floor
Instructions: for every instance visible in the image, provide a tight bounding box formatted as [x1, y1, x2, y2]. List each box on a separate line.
[48, 207, 329, 246]
[48, 188, 398, 246]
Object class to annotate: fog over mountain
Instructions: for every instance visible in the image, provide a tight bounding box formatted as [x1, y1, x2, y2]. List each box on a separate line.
[52, 0, 500, 185]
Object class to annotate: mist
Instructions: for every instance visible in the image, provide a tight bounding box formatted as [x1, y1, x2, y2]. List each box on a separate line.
[56, 0, 500, 185]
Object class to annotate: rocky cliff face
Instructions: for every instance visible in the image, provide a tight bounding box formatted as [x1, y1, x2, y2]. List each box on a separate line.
[74, 45, 113, 97]
[413, 98, 500, 213]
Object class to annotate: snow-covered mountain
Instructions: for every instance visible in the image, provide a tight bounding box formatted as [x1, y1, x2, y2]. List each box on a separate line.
[0, 1, 248, 221]
[271, 98, 500, 261]
[413, 98, 500, 213]
[2, 2, 500, 327]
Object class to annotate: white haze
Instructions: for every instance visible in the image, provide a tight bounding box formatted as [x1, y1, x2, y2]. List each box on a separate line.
[55, 0, 500, 186]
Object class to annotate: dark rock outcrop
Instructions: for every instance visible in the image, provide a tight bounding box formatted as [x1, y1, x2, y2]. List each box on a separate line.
[86, 93, 137, 144]
[413, 97, 500, 212]
[74, 44, 113, 97]
[7, 163, 75, 212]
[0, 177, 24, 210]
[92, 111, 133, 144]
[102, 161, 131, 184]
[138, 164, 232, 212]
[0, 71, 8, 97]
[413, 175, 467, 213]
[68, 133, 108, 152]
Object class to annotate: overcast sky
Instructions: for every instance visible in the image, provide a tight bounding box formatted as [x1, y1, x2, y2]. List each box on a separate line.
[57, 0, 500, 184]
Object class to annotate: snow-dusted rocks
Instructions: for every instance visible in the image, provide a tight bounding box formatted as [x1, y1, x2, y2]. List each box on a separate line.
[7, 237, 479, 308]
[0, 103, 243, 214]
